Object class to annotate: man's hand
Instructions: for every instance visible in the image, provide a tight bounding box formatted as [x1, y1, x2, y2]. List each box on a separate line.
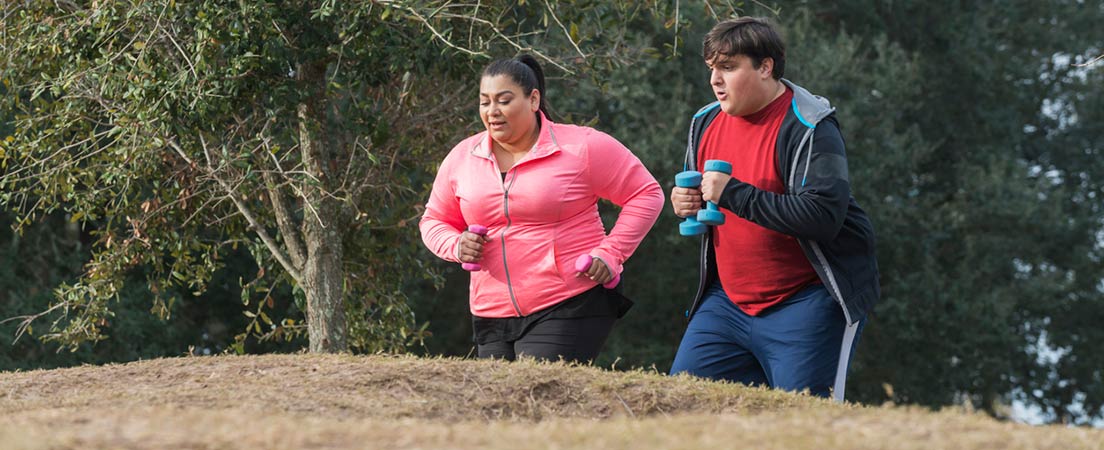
[671, 186, 704, 218]
[458, 230, 488, 263]
[700, 171, 732, 203]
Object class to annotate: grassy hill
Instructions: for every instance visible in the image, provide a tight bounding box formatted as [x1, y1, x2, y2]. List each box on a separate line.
[1, 354, 1099, 449]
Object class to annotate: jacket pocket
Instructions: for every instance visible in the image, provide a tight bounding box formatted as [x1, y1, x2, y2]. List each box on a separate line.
[506, 233, 567, 314]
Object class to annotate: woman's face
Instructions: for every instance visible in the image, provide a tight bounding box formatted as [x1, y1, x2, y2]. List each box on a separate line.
[479, 74, 540, 148]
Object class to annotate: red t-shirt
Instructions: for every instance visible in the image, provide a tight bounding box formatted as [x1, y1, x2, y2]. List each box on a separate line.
[698, 88, 819, 315]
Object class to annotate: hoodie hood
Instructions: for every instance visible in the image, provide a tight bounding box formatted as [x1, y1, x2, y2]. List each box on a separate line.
[783, 78, 835, 127]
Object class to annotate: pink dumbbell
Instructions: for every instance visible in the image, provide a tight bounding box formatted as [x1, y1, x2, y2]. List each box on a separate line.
[461, 224, 488, 271]
[575, 254, 620, 289]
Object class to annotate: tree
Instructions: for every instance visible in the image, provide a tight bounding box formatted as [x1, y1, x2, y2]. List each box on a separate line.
[0, 210, 298, 371]
[8, 0, 1101, 425]
[0, 1, 667, 353]
[798, 0, 1104, 424]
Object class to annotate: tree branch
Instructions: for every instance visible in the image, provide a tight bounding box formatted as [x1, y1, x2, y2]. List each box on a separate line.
[168, 136, 303, 284]
[543, 0, 586, 60]
[438, 12, 573, 74]
[0, 303, 65, 344]
[377, 0, 488, 58]
[263, 170, 306, 271]
[1074, 54, 1103, 68]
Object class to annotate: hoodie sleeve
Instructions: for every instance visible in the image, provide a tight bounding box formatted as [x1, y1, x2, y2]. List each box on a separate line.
[584, 129, 665, 275]
[419, 149, 466, 263]
[716, 118, 850, 242]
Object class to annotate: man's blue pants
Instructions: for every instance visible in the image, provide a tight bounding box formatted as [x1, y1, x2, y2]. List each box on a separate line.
[670, 281, 864, 401]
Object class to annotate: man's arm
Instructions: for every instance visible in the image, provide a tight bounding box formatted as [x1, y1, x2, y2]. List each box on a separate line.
[707, 119, 850, 242]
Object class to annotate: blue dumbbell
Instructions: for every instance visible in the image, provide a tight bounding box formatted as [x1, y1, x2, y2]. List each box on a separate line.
[696, 160, 732, 226]
[675, 170, 707, 236]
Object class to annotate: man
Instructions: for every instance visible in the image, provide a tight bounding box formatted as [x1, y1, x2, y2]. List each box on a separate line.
[669, 17, 879, 401]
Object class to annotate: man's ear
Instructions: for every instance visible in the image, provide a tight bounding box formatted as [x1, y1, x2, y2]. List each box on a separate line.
[760, 57, 774, 78]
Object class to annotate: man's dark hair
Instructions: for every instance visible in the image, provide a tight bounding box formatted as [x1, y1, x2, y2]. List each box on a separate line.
[703, 17, 786, 80]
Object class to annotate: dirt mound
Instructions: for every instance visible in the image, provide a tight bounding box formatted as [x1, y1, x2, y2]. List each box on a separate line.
[1, 354, 1098, 450]
[0, 354, 816, 422]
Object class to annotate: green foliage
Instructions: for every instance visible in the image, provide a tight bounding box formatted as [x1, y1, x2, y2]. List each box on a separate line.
[801, 1, 1104, 424]
[412, 0, 1104, 425]
[0, 1, 673, 354]
[4, 0, 1102, 426]
[0, 211, 300, 371]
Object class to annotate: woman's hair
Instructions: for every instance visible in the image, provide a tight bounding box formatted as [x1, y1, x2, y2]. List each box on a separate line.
[481, 54, 549, 118]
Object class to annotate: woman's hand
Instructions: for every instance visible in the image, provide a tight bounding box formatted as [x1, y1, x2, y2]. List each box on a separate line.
[458, 230, 488, 263]
[576, 257, 613, 285]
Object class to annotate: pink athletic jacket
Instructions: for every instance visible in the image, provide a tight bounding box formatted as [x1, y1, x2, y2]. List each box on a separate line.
[420, 114, 664, 318]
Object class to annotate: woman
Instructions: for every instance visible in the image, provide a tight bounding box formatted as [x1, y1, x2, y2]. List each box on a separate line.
[419, 55, 664, 363]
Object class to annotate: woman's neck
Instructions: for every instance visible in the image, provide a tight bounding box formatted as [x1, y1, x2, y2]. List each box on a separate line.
[494, 121, 540, 156]
[493, 124, 539, 172]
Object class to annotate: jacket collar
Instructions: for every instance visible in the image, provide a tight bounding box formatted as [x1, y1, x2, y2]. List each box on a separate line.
[782, 78, 835, 127]
[471, 111, 561, 161]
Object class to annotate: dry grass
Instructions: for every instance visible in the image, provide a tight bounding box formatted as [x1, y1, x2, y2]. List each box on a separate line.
[0, 354, 1100, 449]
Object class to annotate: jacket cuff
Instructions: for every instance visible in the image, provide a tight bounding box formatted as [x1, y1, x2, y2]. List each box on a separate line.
[589, 249, 623, 277]
[444, 234, 462, 263]
[717, 177, 747, 214]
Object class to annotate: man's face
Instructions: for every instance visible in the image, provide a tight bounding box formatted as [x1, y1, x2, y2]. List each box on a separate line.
[707, 54, 774, 117]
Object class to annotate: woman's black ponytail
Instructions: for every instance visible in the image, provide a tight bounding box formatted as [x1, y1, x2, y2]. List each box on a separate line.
[515, 55, 547, 118]
[482, 54, 549, 119]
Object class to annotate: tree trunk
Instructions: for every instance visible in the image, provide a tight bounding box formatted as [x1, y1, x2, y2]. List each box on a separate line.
[304, 219, 347, 353]
[298, 77, 348, 352]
